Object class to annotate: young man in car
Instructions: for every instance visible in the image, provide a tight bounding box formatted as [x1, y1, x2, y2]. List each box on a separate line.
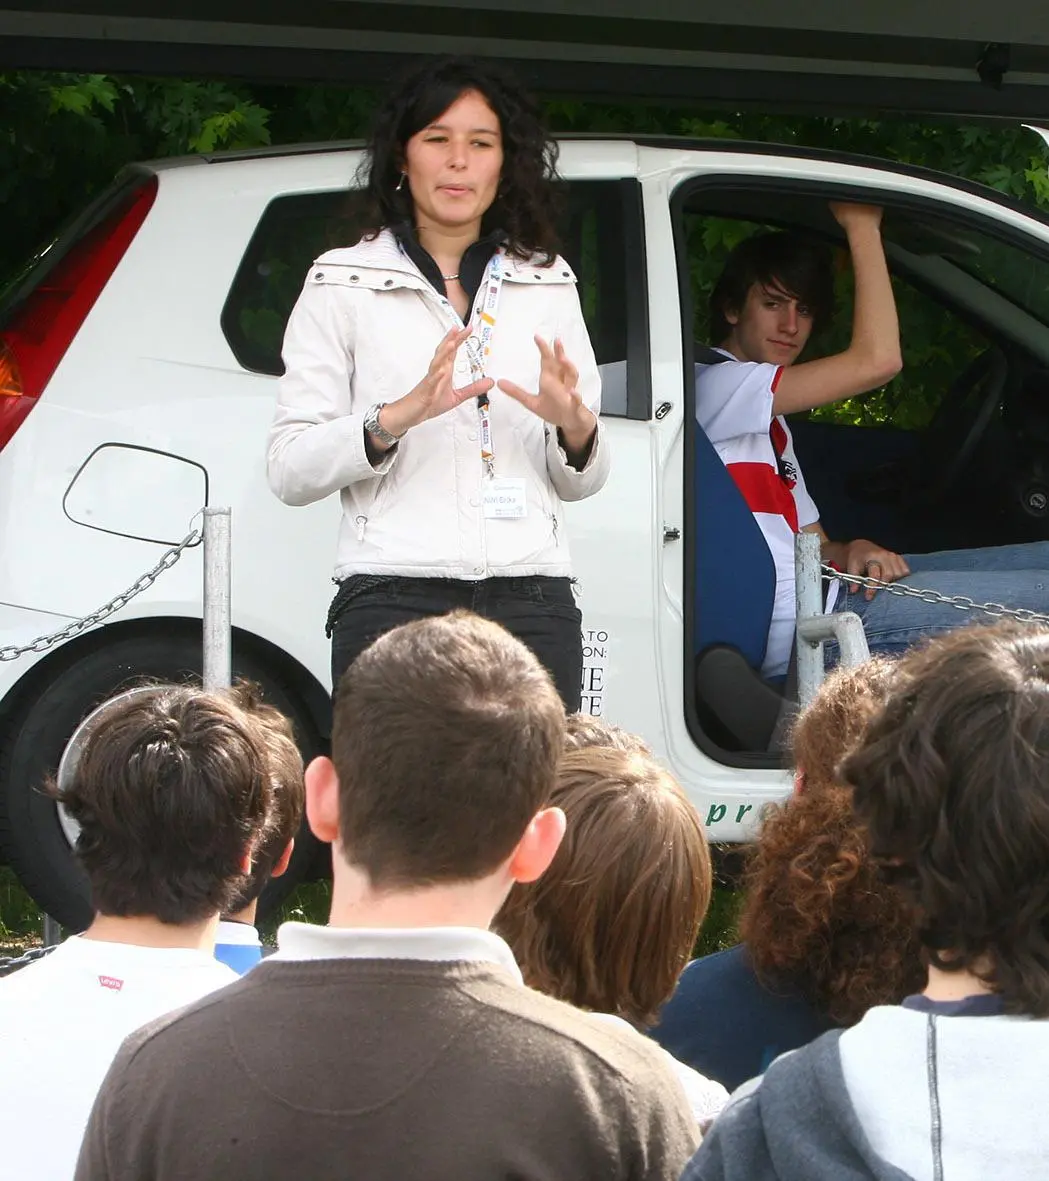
[0, 685, 272, 1181]
[75, 612, 697, 1181]
[698, 203, 1049, 679]
[681, 620, 1049, 1180]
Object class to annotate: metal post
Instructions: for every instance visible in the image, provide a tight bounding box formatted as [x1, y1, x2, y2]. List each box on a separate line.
[202, 507, 232, 691]
[42, 914, 62, 947]
[794, 531, 871, 710]
[795, 531, 824, 709]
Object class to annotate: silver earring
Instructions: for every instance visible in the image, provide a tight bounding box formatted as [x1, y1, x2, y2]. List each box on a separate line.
[395, 173, 406, 192]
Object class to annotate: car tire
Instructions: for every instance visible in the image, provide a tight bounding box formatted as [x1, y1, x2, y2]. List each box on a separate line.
[0, 630, 326, 931]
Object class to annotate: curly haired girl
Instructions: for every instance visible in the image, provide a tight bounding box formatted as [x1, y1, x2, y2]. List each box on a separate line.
[653, 658, 923, 1091]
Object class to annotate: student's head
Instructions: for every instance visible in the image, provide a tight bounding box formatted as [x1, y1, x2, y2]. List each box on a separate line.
[56, 686, 273, 926]
[843, 622, 1049, 1017]
[709, 231, 835, 366]
[496, 746, 712, 1028]
[741, 659, 924, 1025]
[361, 55, 561, 259]
[310, 611, 566, 895]
[222, 683, 305, 916]
[564, 712, 653, 755]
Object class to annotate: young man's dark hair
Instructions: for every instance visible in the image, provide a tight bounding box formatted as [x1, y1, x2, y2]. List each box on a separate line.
[57, 685, 272, 924]
[2, 684, 275, 1181]
[708, 230, 836, 343]
[332, 609, 566, 887]
[843, 620, 1049, 1016]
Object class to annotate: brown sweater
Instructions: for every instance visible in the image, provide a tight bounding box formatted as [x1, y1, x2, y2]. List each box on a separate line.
[75, 956, 697, 1180]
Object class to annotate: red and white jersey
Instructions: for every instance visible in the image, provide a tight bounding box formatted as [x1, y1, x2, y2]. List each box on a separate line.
[696, 351, 835, 678]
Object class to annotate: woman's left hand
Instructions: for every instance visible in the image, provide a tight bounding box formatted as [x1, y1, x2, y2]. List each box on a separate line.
[497, 336, 597, 452]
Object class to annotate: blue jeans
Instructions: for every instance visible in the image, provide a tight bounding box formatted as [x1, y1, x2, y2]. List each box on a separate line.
[831, 541, 1049, 660]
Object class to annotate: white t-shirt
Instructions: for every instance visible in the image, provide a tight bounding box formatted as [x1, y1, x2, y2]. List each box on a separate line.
[0, 935, 237, 1181]
[696, 353, 834, 678]
[590, 1012, 728, 1125]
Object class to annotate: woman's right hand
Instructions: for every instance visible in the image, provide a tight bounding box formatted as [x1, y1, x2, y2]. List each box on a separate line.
[377, 326, 494, 440]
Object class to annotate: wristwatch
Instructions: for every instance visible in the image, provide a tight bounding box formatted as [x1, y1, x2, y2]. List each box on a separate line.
[364, 402, 402, 448]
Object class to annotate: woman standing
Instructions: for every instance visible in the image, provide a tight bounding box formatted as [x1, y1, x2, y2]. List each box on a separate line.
[267, 57, 608, 708]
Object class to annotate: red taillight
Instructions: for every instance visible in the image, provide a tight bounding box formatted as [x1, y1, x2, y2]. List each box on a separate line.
[0, 174, 158, 451]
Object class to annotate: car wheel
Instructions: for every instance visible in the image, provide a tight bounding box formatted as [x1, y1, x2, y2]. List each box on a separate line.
[0, 631, 325, 931]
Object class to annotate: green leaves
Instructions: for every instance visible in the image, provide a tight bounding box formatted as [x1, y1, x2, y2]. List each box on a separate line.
[132, 79, 271, 155]
[47, 74, 117, 117]
[0, 72, 275, 285]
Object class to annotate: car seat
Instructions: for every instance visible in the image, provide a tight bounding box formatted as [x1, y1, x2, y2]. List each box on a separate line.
[692, 347, 794, 752]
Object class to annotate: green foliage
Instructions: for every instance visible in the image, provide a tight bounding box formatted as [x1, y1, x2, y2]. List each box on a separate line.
[695, 885, 742, 958]
[3, 70, 1049, 430]
[258, 879, 334, 946]
[0, 72, 273, 286]
[0, 865, 43, 946]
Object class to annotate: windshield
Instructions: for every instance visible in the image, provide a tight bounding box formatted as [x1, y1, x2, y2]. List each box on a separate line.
[886, 214, 1049, 327]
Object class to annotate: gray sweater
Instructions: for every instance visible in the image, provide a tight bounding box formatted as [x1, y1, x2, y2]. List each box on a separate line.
[74, 953, 697, 1181]
[684, 1003, 1049, 1181]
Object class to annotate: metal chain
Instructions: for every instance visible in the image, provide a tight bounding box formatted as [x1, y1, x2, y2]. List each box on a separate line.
[0, 527, 202, 663]
[821, 564, 1049, 627]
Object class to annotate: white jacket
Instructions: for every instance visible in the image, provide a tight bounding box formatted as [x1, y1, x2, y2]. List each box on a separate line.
[267, 229, 609, 581]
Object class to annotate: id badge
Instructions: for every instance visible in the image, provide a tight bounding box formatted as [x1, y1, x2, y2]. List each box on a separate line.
[483, 477, 527, 520]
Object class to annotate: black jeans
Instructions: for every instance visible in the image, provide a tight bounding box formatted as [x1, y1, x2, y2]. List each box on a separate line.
[327, 574, 583, 711]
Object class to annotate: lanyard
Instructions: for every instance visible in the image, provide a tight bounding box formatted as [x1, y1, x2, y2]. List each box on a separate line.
[463, 254, 505, 479]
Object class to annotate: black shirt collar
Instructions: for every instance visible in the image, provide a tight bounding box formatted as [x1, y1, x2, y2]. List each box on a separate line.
[392, 222, 503, 307]
[902, 992, 1005, 1016]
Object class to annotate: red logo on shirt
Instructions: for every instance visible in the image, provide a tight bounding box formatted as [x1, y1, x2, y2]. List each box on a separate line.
[98, 975, 124, 991]
[727, 463, 800, 532]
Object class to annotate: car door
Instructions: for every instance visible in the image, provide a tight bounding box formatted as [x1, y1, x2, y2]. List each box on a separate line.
[645, 141, 1049, 838]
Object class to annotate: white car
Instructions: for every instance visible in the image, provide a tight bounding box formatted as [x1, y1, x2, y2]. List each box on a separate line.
[3, 136, 1049, 925]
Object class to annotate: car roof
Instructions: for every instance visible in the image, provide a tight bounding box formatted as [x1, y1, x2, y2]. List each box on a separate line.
[139, 133, 1049, 231]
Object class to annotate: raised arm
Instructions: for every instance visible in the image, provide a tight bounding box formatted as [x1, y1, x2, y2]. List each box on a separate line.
[771, 203, 902, 417]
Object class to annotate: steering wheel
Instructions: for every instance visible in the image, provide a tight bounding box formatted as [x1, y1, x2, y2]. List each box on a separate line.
[914, 346, 1010, 504]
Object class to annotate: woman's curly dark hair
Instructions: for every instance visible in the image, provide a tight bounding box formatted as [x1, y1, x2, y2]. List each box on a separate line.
[739, 659, 925, 1026]
[357, 55, 561, 262]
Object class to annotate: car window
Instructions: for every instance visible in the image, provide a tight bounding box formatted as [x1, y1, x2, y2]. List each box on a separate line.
[221, 179, 649, 420]
[809, 269, 989, 431]
[220, 190, 365, 377]
[888, 214, 1049, 327]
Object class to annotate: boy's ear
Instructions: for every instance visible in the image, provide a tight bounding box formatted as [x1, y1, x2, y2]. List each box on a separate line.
[270, 839, 295, 879]
[304, 756, 340, 844]
[507, 806, 566, 885]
